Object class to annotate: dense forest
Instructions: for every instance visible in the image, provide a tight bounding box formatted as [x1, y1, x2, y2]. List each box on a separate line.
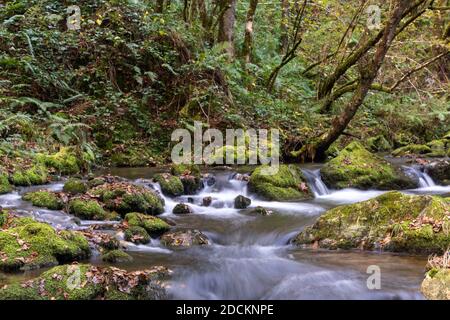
[0, 0, 449, 301]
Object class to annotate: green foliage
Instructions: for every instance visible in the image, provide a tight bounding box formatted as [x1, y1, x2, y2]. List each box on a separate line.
[22, 191, 63, 210]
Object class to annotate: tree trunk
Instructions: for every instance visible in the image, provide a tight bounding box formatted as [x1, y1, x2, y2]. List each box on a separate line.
[218, 0, 237, 58]
[280, 0, 290, 53]
[299, 0, 412, 161]
[156, 0, 165, 13]
[242, 0, 259, 63]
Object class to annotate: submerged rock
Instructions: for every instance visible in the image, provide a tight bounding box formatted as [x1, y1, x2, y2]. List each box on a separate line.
[234, 195, 251, 209]
[248, 164, 312, 201]
[321, 142, 416, 190]
[160, 229, 209, 248]
[153, 173, 183, 197]
[0, 264, 168, 300]
[202, 196, 212, 207]
[421, 269, 450, 300]
[172, 203, 193, 215]
[293, 191, 450, 254]
[91, 182, 165, 216]
[0, 212, 90, 272]
[125, 212, 170, 237]
[101, 250, 133, 263]
[63, 178, 88, 195]
[22, 191, 63, 210]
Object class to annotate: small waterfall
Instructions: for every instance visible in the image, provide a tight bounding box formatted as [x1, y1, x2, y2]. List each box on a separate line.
[302, 169, 330, 196]
[403, 166, 436, 188]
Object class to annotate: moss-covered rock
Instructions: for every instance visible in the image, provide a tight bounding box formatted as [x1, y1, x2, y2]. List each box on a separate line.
[63, 178, 88, 195]
[125, 212, 170, 237]
[101, 250, 133, 263]
[110, 147, 156, 168]
[293, 191, 450, 254]
[87, 177, 106, 188]
[36, 147, 80, 175]
[0, 264, 168, 300]
[0, 214, 90, 272]
[68, 199, 107, 220]
[91, 182, 164, 216]
[22, 191, 63, 210]
[248, 164, 312, 201]
[421, 268, 450, 300]
[160, 229, 210, 248]
[171, 164, 203, 195]
[0, 172, 12, 194]
[124, 226, 150, 244]
[392, 144, 432, 157]
[426, 139, 449, 158]
[321, 142, 416, 190]
[172, 203, 193, 214]
[366, 135, 392, 152]
[10, 164, 48, 186]
[154, 173, 183, 197]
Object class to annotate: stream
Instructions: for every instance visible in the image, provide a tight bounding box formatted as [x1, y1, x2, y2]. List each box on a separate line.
[1, 163, 449, 300]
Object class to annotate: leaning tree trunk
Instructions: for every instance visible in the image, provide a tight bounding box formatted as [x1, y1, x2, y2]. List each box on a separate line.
[298, 0, 412, 161]
[218, 0, 237, 58]
[242, 0, 259, 63]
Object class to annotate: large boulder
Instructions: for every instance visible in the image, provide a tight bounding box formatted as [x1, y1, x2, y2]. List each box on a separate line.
[0, 212, 90, 272]
[0, 264, 168, 300]
[91, 182, 165, 216]
[421, 269, 450, 300]
[153, 173, 183, 197]
[63, 178, 88, 195]
[321, 142, 416, 190]
[160, 229, 209, 248]
[248, 164, 312, 201]
[68, 198, 108, 221]
[293, 192, 450, 254]
[171, 164, 203, 195]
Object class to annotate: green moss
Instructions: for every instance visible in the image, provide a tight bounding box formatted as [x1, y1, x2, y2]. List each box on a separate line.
[63, 178, 88, 194]
[293, 191, 450, 254]
[36, 147, 80, 175]
[68, 199, 106, 220]
[102, 250, 133, 263]
[110, 147, 155, 167]
[154, 173, 183, 197]
[248, 164, 312, 201]
[171, 164, 201, 177]
[0, 173, 12, 194]
[321, 142, 416, 190]
[0, 210, 7, 227]
[10, 165, 48, 186]
[0, 264, 168, 300]
[93, 183, 164, 216]
[0, 216, 90, 272]
[426, 139, 448, 157]
[392, 144, 432, 157]
[22, 191, 63, 210]
[421, 268, 450, 300]
[87, 177, 106, 188]
[124, 226, 151, 244]
[125, 213, 170, 237]
[366, 135, 392, 152]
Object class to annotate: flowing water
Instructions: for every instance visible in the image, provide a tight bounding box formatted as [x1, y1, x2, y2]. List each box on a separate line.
[1, 164, 450, 300]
